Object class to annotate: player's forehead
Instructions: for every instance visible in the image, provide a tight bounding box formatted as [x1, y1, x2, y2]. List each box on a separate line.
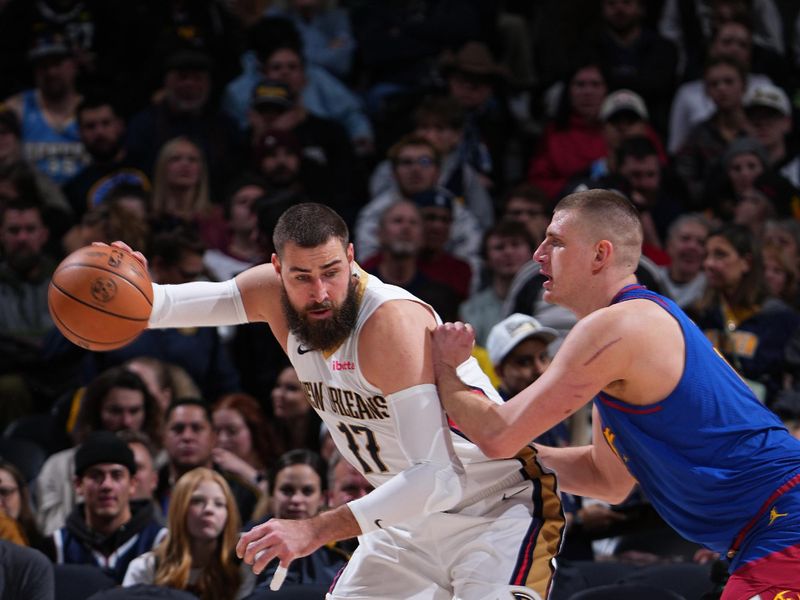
[281, 238, 348, 272]
[545, 209, 581, 238]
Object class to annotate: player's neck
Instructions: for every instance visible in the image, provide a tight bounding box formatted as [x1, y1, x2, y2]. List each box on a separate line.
[572, 274, 639, 318]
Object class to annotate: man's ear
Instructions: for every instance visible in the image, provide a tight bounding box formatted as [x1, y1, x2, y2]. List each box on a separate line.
[272, 253, 281, 275]
[73, 476, 83, 496]
[346, 243, 354, 264]
[592, 240, 614, 273]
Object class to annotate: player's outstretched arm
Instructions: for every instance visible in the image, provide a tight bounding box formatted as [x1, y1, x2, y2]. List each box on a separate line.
[106, 240, 285, 331]
[433, 309, 632, 458]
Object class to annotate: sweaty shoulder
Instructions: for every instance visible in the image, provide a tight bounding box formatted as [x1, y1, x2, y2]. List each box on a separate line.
[358, 299, 437, 394]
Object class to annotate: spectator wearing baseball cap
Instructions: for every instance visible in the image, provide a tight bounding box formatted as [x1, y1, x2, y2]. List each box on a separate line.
[486, 314, 568, 448]
[248, 79, 297, 141]
[42, 431, 166, 583]
[592, 89, 668, 178]
[743, 83, 799, 189]
[2, 32, 87, 185]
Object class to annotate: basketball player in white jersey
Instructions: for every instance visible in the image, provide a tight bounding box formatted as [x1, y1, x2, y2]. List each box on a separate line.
[130, 203, 563, 599]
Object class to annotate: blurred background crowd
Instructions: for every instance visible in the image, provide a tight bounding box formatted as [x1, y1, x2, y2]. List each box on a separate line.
[0, 0, 799, 598]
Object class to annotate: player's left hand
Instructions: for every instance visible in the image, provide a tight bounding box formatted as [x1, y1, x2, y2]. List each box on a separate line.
[431, 321, 475, 370]
[237, 518, 319, 575]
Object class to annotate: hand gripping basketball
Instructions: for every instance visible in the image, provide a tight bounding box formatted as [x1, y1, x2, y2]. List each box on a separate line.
[48, 243, 153, 351]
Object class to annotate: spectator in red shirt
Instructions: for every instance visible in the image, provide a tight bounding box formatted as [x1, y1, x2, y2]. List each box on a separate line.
[528, 62, 609, 199]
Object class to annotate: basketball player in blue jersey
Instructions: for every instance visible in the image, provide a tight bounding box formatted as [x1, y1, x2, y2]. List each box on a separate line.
[432, 189, 800, 599]
[113, 202, 564, 600]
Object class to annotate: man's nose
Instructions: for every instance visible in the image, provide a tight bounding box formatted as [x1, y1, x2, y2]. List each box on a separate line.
[311, 279, 328, 302]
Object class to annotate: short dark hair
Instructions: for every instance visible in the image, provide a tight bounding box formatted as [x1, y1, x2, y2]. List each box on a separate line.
[272, 202, 349, 257]
[503, 183, 549, 212]
[0, 196, 45, 227]
[268, 449, 327, 494]
[223, 173, 268, 220]
[116, 429, 157, 462]
[387, 134, 441, 167]
[76, 94, 121, 125]
[165, 397, 213, 425]
[481, 219, 533, 258]
[704, 55, 747, 84]
[616, 135, 659, 166]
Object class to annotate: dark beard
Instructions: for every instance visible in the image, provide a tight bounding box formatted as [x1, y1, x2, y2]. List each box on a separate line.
[7, 250, 41, 277]
[281, 278, 359, 351]
[87, 138, 122, 163]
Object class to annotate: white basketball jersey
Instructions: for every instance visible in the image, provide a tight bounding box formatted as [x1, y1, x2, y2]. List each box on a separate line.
[288, 268, 525, 504]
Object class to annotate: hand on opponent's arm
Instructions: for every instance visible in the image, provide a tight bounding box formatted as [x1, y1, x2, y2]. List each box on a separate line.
[430, 322, 514, 458]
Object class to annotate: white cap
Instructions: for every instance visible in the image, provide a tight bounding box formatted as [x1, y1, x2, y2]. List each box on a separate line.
[744, 83, 791, 116]
[600, 89, 649, 121]
[486, 313, 559, 366]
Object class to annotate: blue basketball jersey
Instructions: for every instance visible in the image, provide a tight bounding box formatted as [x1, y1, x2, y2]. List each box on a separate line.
[20, 90, 86, 184]
[594, 285, 800, 566]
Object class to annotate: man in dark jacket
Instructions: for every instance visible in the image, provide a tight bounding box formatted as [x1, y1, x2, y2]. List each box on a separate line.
[43, 431, 165, 583]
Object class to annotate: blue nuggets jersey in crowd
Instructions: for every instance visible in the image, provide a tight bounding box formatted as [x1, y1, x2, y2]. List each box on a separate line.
[20, 90, 86, 184]
[594, 285, 800, 567]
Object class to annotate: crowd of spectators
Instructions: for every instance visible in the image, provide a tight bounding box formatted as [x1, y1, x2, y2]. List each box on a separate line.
[0, 0, 799, 598]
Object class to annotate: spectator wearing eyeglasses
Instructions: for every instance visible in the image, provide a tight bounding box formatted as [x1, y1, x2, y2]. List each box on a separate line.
[355, 134, 481, 284]
[0, 460, 44, 549]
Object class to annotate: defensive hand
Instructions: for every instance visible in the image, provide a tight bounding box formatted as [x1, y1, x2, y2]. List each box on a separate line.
[431, 322, 475, 370]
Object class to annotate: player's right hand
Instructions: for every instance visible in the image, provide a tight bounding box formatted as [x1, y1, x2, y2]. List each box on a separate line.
[431, 322, 475, 370]
[101, 241, 148, 269]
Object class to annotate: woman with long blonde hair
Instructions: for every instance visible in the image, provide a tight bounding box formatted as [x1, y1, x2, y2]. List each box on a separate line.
[150, 136, 228, 250]
[122, 467, 254, 599]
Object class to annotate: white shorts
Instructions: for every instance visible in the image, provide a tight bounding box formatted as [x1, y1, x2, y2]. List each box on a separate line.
[328, 469, 564, 600]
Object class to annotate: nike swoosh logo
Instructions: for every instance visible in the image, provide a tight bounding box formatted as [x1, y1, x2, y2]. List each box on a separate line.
[374, 519, 383, 529]
[298, 346, 313, 355]
[502, 487, 528, 501]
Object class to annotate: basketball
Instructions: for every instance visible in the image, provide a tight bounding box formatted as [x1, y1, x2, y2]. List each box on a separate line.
[48, 245, 153, 351]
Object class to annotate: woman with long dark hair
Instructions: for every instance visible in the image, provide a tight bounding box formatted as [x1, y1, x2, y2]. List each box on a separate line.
[689, 224, 800, 405]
